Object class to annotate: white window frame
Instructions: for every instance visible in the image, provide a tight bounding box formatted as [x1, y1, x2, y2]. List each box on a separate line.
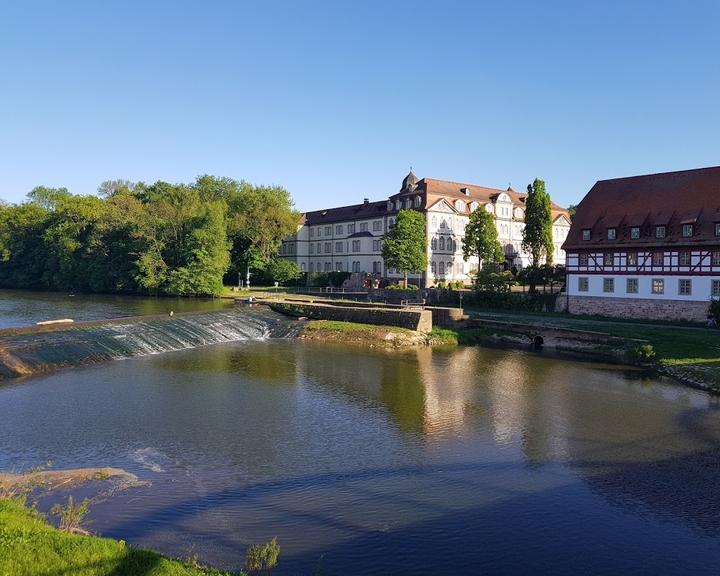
[626, 278, 638, 294]
[678, 279, 692, 296]
[578, 277, 589, 292]
[603, 278, 614, 293]
[652, 278, 664, 294]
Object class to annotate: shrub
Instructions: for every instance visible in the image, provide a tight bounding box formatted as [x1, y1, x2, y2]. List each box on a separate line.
[245, 536, 280, 573]
[630, 344, 656, 362]
[465, 290, 558, 312]
[385, 283, 419, 290]
[50, 495, 90, 533]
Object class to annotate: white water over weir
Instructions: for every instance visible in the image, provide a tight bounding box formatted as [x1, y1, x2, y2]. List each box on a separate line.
[0, 307, 299, 378]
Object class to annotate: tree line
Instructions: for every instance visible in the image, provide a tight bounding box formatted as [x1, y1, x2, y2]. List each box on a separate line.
[0, 176, 299, 296]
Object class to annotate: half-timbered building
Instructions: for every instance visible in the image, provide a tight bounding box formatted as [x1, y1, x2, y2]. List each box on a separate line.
[562, 166, 720, 321]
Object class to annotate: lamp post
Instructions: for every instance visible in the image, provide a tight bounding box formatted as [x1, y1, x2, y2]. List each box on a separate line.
[246, 270, 251, 291]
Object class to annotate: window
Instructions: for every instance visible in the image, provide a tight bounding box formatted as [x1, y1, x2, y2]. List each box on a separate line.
[347, 223, 355, 234]
[360, 222, 368, 232]
[582, 229, 591, 241]
[713, 280, 720, 297]
[627, 252, 637, 266]
[324, 262, 331, 272]
[603, 278, 614, 293]
[607, 228, 617, 240]
[655, 226, 666, 239]
[439, 261, 445, 275]
[679, 252, 691, 266]
[682, 224, 693, 237]
[414, 196, 421, 208]
[652, 252, 664, 266]
[335, 242, 343, 253]
[578, 277, 589, 292]
[579, 253, 589, 266]
[309, 244, 315, 254]
[324, 242, 331, 254]
[630, 227, 640, 239]
[395, 200, 401, 211]
[352, 261, 360, 273]
[309, 262, 315, 273]
[626, 278, 638, 294]
[336, 262, 343, 272]
[431, 238, 437, 250]
[325, 226, 332, 236]
[388, 218, 395, 228]
[280, 244, 286, 255]
[678, 279, 692, 295]
[316, 227, 321, 237]
[373, 239, 382, 251]
[716, 223, 720, 237]
[336, 225, 343, 235]
[316, 242, 321, 253]
[310, 228, 315, 238]
[652, 278, 664, 294]
[713, 251, 720, 265]
[455, 199, 466, 211]
[604, 252, 613, 267]
[373, 220, 382, 232]
[470, 201, 479, 212]
[352, 240, 361, 252]
[431, 261, 436, 274]
[439, 237, 445, 250]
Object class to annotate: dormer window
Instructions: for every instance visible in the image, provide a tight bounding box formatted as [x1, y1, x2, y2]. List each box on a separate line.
[655, 225, 666, 239]
[461, 187, 470, 196]
[582, 229, 591, 241]
[454, 199, 466, 212]
[682, 224, 693, 237]
[414, 196, 421, 208]
[395, 200, 401, 211]
[630, 227, 640, 239]
[607, 228, 617, 240]
[470, 201, 479, 212]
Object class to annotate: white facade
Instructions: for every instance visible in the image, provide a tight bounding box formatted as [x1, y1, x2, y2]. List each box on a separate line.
[282, 176, 571, 288]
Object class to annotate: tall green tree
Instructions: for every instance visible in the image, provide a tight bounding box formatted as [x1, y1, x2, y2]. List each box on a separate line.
[522, 178, 554, 266]
[382, 209, 427, 287]
[462, 207, 504, 268]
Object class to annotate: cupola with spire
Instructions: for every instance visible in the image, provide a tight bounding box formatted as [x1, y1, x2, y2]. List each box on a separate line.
[401, 169, 418, 192]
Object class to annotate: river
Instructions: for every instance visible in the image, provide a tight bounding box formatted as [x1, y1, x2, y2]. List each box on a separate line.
[1, 296, 720, 574]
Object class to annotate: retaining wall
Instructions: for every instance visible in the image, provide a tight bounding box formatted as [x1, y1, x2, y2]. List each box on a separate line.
[268, 301, 433, 333]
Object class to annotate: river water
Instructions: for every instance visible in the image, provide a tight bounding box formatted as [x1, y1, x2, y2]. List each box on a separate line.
[1, 297, 720, 574]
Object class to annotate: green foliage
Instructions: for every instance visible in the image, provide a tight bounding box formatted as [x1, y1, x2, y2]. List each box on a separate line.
[50, 495, 91, 534]
[382, 209, 427, 285]
[474, 265, 514, 293]
[630, 343, 657, 362]
[522, 178, 554, 266]
[465, 291, 558, 312]
[0, 499, 239, 575]
[0, 174, 298, 297]
[245, 537, 280, 573]
[462, 208, 504, 265]
[264, 259, 302, 285]
[307, 271, 351, 287]
[567, 204, 577, 219]
[385, 283, 419, 290]
[710, 299, 720, 323]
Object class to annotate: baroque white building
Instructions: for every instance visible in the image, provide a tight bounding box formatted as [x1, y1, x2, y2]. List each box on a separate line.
[281, 172, 571, 288]
[562, 166, 720, 321]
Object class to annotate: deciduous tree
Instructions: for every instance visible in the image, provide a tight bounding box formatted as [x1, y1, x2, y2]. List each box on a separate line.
[381, 209, 427, 288]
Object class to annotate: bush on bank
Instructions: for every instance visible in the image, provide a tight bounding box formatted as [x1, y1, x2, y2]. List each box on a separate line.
[462, 290, 559, 312]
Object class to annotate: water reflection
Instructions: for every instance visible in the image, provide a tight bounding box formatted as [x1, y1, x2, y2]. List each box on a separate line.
[1, 340, 719, 574]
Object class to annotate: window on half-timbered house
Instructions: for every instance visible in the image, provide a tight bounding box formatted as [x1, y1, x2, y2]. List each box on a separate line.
[679, 252, 691, 266]
[627, 252, 637, 266]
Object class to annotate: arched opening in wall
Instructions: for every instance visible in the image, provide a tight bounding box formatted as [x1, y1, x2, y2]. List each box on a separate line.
[533, 335, 544, 348]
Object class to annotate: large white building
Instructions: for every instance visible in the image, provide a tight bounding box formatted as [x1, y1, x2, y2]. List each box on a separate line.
[281, 172, 571, 288]
[562, 166, 720, 321]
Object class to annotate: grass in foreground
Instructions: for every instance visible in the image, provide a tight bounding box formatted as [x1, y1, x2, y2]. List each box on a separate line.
[0, 498, 241, 576]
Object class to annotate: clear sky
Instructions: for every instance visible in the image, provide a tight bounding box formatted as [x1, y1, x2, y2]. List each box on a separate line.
[1, 0, 718, 210]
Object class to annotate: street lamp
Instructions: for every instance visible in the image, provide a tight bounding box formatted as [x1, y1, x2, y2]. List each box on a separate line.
[246, 270, 251, 291]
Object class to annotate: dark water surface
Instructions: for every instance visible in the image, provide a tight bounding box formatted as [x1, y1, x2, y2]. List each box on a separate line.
[1, 339, 720, 574]
[0, 289, 231, 328]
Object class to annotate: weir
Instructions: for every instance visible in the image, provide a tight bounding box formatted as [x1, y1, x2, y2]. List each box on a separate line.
[0, 307, 300, 379]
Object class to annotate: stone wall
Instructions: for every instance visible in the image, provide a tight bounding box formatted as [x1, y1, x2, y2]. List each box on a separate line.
[567, 295, 710, 322]
[269, 301, 433, 333]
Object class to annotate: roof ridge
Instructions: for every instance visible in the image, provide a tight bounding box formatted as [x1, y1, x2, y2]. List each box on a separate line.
[595, 165, 720, 185]
[422, 176, 515, 194]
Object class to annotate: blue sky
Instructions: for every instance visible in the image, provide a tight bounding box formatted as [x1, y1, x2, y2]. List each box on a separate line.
[1, 0, 718, 210]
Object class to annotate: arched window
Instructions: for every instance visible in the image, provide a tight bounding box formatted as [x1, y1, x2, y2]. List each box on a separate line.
[455, 199, 466, 212]
[446, 262, 452, 275]
[439, 237, 445, 250]
[431, 237, 437, 250]
[439, 261, 445, 275]
[470, 201, 479, 212]
[309, 262, 315, 272]
[440, 219, 447, 229]
[414, 196, 421, 208]
[431, 261, 436, 274]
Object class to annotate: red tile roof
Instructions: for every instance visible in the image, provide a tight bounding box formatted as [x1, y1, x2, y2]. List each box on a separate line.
[563, 166, 720, 250]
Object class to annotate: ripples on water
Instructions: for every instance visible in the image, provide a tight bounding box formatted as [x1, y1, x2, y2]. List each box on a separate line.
[1, 338, 720, 575]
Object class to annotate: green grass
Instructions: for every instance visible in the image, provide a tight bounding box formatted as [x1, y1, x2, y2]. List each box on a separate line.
[0, 499, 241, 576]
[304, 320, 410, 335]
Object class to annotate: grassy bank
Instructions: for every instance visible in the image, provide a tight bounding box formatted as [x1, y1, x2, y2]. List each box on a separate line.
[300, 320, 427, 347]
[466, 309, 720, 390]
[0, 499, 241, 576]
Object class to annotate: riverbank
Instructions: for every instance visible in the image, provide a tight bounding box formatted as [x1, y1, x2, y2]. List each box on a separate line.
[0, 498, 240, 576]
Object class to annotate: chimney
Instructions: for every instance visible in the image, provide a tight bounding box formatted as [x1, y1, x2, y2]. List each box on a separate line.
[363, 198, 369, 204]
